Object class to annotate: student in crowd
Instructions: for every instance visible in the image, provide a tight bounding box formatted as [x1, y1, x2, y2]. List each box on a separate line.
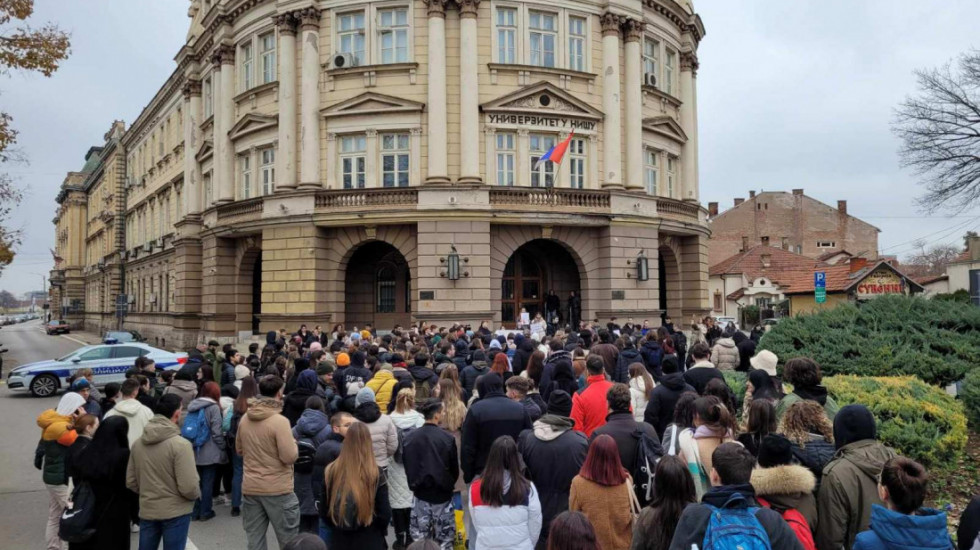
[592, 383, 661, 499]
[569, 434, 636, 550]
[683, 343, 725, 395]
[957, 496, 980, 550]
[390, 389, 426, 549]
[776, 357, 840, 421]
[69, 415, 132, 550]
[615, 339, 644, 387]
[186, 381, 225, 522]
[163, 364, 200, 412]
[322, 422, 391, 549]
[101, 382, 121, 416]
[645, 356, 695, 440]
[734, 331, 757, 372]
[366, 363, 399, 412]
[312, 412, 354, 545]
[228, 376, 257, 518]
[69, 378, 103, 418]
[409, 352, 439, 398]
[402, 399, 460, 550]
[236, 375, 300, 550]
[640, 331, 664, 381]
[127, 394, 201, 550]
[570, 355, 614, 437]
[628, 362, 655, 421]
[461, 350, 491, 400]
[524, 351, 547, 392]
[630, 455, 696, 550]
[710, 332, 739, 371]
[742, 367, 783, 424]
[105, 378, 155, 448]
[737, 398, 778, 457]
[780, 400, 836, 486]
[351, 386, 399, 470]
[816, 404, 897, 550]
[518, 390, 588, 550]
[468, 436, 543, 550]
[506, 376, 542, 423]
[36, 391, 84, 550]
[282, 370, 321, 428]
[461, 373, 532, 484]
[752, 434, 818, 544]
[668, 443, 805, 550]
[546, 358, 579, 405]
[292, 396, 332, 534]
[590, 330, 621, 382]
[680, 395, 737, 499]
[66, 414, 98, 487]
[547, 511, 602, 550]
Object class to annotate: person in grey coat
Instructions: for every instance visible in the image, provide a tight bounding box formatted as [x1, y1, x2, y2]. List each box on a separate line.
[188, 382, 226, 521]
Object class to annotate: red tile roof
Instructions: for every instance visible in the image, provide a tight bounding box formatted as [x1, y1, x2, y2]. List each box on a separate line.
[709, 245, 820, 279]
[780, 261, 924, 295]
[816, 249, 853, 261]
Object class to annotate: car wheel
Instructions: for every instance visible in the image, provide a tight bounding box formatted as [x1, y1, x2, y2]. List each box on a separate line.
[30, 374, 59, 398]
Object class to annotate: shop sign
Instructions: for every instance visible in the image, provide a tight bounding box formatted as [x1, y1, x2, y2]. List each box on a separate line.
[855, 268, 906, 299]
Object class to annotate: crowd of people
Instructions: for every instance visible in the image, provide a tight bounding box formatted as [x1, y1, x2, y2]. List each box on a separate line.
[33, 317, 979, 550]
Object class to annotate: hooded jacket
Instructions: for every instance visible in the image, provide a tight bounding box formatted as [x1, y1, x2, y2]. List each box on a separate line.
[408, 363, 439, 394]
[282, 370, 320, 427]
[816, 440, 898, 550]
[35, 409, 78, 485]
[710, 338, 740, 371]
[751, 464, 818, 530]
[291, 408, 332, 516]
[104, 398, 155, 448]
[236, 398, 298, 496]
[789, 434, 835, 487]
[403, 423, 459, 505]
[163, 378, 198, 411]
[518, 415, 588, 550]
[127, 415, 201, 520]
[461, 355, 491, 400]
[683, 360, 726, 395]
[853, 505, 954, 550]
[615, 346, 644, 385]
[512, 339, 536, 377]
[644, 372, 695, 439]
[777, 387, 841, 422]
[540, 350, 573, 403]
[352, 400, 398, 468]
[187, 397, 226, 466]
[366, 369, 398, 412]
[640, 339, 664, 380]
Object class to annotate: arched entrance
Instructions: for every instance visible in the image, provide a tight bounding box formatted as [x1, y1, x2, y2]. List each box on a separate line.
[501, 239, 581, 328]
[236, 246, 263, 336]
[344, 241, 412, 329]
[659, 244, 681, 319]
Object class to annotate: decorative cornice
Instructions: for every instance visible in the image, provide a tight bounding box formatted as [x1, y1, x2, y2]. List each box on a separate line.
[459, 0, 481, 18]
[211, 43, 235, 67]
[622, 18, 644, 42]
[182, 79, 202, 98]
[298, 7, 320, 31]
[680, 50, 699, 72]
[273, 12, 298, 36]
[600, 12, 624, 36]
[425, 0, 448, 18]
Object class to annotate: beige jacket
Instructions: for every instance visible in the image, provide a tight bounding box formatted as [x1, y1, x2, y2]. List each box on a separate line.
[126, 415, 201, 520]
[236, 398, 298, 496]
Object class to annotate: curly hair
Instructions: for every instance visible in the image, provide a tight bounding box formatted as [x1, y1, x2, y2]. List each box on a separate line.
[783, 357, 822, 388]
[780, 400, 833, 447]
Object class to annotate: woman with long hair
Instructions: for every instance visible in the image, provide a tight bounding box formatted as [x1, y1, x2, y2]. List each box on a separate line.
[661, 391, 698, 457]
[322, 422, 391, 549]
[188, 381, 226, 521]
[780, 400, 836, 486]
[737, 399, 777, 457]
[525, 351, 546, 389]
[491, 352, 512, 384]
[679, 395, 736, 499]
[547, 511, 602, 550]
[630, 455, 696, 550]
[569, 434, 635, 550]
[742, 368, 782, 425]
[69, 415, 132, 550]
[628, 363, 655, 422]
[438, 378, 466, 432]
[469, 436, 542, 550]
[438, 364, 461, 388]
[389, 389, 425, 548]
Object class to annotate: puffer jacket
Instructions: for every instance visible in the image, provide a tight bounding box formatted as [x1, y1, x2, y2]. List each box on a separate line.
[291, 409, 332, 516]
[710, 338, 740, 370]
[615, 347, 644, 385]
[629, 376, 652, 421]
[126, 415, 201, 520]
[187, 397, 226, 466]
[469, 474, 543, 550]
[751, 463, 818, 530]
[640, 339, 664, 380]
[853, 505, 954, 550]
[104, 398, 155, 448]
[35, 409, 77, 485]
[366, 370, 398, 412]
[388, 409, 425, 509]
[789, 434, 835, 488]
[816, 440, 897, 550]
[352, 400, 399, 468]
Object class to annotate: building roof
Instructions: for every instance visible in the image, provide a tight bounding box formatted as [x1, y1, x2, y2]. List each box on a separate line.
[709, 245, 819, 279]
[915, 274, 949, 285]
[781, 260, 924, 295]
[816, 249, 853, 261]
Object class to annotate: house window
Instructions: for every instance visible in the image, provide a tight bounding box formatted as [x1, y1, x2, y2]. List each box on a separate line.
[240, 41, 254, 91]
[664, 49, 676, 95]
[568, 137, 586, 189]
[341, 135, 366, 189]
[204, 75, 213, 118]
[530, 134, 556, 187]
[381, 133, 410, 187]
[240, 155, 252, 199]
[377, 266, 396, 313]
[260, 148, 275, 195]
[529, 11, 557, 68]
[645, 149, 659, 195]
[713, 292, 722, 311]
[643, 37, 659, 85]
[161, 195, 169, 236]
[260, 32, 276, 83]
[204, 173, 213, 205]
[816, 241, 836, 248]
[378, 8, 409, 64]
[496, 7, 517, 63]
[338, 11, 366, 65]
[756, 297, 772, 309]
[568, 16, 586, 71]
[496, 133, 516, 186]
[666, 156, 676, 197]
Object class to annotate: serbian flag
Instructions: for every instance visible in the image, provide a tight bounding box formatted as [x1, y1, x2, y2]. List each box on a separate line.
[534, 130, 575, 170]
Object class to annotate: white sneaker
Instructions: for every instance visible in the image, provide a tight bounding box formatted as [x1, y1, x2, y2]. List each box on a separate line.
[131, 523, 140, 533]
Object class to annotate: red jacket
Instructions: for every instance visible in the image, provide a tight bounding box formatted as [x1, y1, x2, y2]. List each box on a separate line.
[571, 374, 613, 437]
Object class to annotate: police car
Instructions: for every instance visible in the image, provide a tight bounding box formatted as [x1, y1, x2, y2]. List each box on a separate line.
[6, 343, 188, 397]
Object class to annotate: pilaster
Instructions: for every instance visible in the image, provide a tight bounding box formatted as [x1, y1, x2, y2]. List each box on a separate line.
[298, 8, 322, 189]
[457, 0, 482, 184]
[424, 0, 450, 184]
[622, 18, 645, 192]
[215, 44, 236, 204]
[680, 49, 700, 202]
[275, 12, 299, 190]
[600, 12, 624, 189]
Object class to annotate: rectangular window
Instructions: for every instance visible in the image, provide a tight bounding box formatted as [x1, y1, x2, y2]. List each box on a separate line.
[755, 297, 772, 309]
[378, 8, 409, 64]
[203, 75, 213, 118]
[260, 148, 275, 195]
[645, 149, 659, 195]
[530, 134, 556, 187]
[338, 11, 366, 65]
[240, 42, 254, 91]
[568, 137, 586, 189]
[341, 135, 366, 189]
[495, 133, 516, 186]
[204, 173, 213, 205]
[666, 156, 676, 197]
[713, 293, 722, 311]
[664, 48, 676, 95]
[816, 241, 836, 248]
[568, 16, 586, 71]
[529, 11, 557, 68]
[381, 133, 410, 187]
[643, 37, 659, 86]
[496, 8, 517, 63]
[260, 32, 276, 83]
[240, 155, 252, 199]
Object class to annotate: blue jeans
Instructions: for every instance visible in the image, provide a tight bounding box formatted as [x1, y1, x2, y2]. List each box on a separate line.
[231, 453, 243, 508]
[138, 514, 192, 550]
[192, 464, 217, 518]
[319, 518, 333, 546]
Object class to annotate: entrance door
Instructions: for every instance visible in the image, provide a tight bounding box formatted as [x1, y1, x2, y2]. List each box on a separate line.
[501, 250, 543, 325]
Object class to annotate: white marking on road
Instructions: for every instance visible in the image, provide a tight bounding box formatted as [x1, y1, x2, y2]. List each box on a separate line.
[59, 334, 89, 347]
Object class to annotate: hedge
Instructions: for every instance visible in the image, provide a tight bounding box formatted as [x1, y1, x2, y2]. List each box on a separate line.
[723, 371, 747, 412]
[759, 295, 980, 386]
[961, 368, 980, 428]
[824, 375, 968, 468]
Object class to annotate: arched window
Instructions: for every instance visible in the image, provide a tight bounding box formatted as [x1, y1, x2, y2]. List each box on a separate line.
[377, 265, 396, 313]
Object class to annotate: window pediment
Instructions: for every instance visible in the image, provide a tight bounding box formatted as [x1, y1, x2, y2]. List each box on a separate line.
[195, 139, 214, 162]
[228, 113, 278, 141]
[481, 81, 603, 121]
[643, 115, 688, 143]
[321, 92, 425, 119]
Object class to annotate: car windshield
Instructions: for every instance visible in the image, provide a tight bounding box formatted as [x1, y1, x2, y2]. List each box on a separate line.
[106, 332, 133, 342]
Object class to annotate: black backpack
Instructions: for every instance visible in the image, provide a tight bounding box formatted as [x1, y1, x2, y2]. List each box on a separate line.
[632, 429, 664, 505]
[294, 438, 317, 474]
[59, 481, 103, 543]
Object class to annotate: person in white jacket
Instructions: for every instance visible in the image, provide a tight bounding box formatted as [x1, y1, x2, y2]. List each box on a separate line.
[628, 363, 655, 422]
[468, 436, 542, 550]
[104, 378, 154, 448]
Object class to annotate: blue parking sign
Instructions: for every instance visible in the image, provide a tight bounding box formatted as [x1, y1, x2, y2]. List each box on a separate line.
[815, 271, 827, 303]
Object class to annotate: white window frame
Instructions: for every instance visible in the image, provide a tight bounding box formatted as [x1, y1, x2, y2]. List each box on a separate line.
[666, 155, 677, 198]
[643, 36, 659, 85]
[529, 133, 557, 188]
[496, 6, 518, 64]
[528, 10, 558, 68]
[664, 48, 676, 96]
[377, 7, 410, 64]
[816, 241, 836, 249]
[496, 133, 516, 186]
[568, 137, 586, 189]
[567, 15, 586, 72]
[203, 74, 213, 118]
[492, 5, 591, 71]
[380, 133, 410, 187]
[260, 31, 277, 84]
[645, 149, 659, 195]
[239, 41, 254, 92]
[337, 10, 367, 65]
[240, 155, 252, 199]
[340, 135, 367, 189]
[260, 148, 276, 195]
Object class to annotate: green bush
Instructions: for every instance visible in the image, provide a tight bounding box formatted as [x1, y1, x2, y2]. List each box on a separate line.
[824, 375, 968, 468]
[960, 368, 980, 428]
[932, 289, 971, 304]
[759, 294, 980, 386]
[723, 371, 747, 412]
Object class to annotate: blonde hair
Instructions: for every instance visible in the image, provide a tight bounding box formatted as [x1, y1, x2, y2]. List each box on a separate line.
[780, 400, 834, 447]
[439, 378, 466, 432]
[324, 423, 378, 527]
[394, 388, 416, 414]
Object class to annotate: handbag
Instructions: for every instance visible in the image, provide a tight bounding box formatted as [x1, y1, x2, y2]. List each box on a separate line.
[626, 475, 641, 522]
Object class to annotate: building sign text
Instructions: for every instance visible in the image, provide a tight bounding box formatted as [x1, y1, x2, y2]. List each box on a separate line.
[487, 113, 596, 131]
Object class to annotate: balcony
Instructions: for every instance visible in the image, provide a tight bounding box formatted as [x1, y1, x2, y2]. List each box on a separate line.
[488, 187, 610, 212]
[315, 188, 418, 212]
[216, 197, 263, 225]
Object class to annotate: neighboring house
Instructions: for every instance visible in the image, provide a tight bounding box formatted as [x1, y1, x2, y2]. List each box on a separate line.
[708, 245, 818, 317]
[780, 258, 923, 315]
[915, 274, 950, 297]
[945, 237, 980, 305]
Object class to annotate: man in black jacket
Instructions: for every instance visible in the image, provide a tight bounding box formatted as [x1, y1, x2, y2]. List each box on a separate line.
[683, 342, 726, 395]
[408, 352, 439, 397]
[591, 383, 661, 504]
[518, 390, 587, 550]
[460, 350, 490, 401]
[539, 340, 572, 402]
[403, 400, 459, 550]
[511, 336, 535, 377]
[460, 373, 532, 483]
[644, 356, 695, 439]
[669, 443, 804, 550]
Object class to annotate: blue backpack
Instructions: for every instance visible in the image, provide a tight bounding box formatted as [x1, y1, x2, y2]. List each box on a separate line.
[181, 407, 212, 449]
[702, 493, 772, 550]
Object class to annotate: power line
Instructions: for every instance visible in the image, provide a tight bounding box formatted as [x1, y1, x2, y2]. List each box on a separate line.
[879, 216, 980, 253]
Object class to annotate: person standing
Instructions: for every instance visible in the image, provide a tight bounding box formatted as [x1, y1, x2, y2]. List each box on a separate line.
[105, 378, 155, 448]
[682, 343, 725, 395]
[460, 373, 532, 484]
[282, 370, 321, 427]
[36, 392, 85, 550]
[186, 381, 226, 521]
[390, 389, 426, 549]
[751, 434, 818, 543]
[644, 357, 694, 439]
[312, 412, 354, 545]
[570, 356, 614, 437]
[567, 291, 581, 332]
[69, 416, 133, 550]
[776, 357, 840, 422]
[506, 376, 542, 423]
[780, 400, 836, 486]
[468, 436, 543, 550]
[679, 396, 737, 499]
[351, 387, 399, 469]
[127, 394, 201, 550]
[66, 415, 98, 487]
[630, 455, 696, 550]
[236, 375, 300, 550]
[291, 396, 332, 534]
[322, 423, 391, 549]
[403, 400, 460, 550]
[589, 330, 621, 382]
[628, 363, 655, 422]
[569, 434, 637, 550]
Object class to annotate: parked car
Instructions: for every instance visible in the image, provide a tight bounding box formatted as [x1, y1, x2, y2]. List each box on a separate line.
[103, 330, 145, 344]
[6, 343, 188, 397]
[45, 320, 71, 335]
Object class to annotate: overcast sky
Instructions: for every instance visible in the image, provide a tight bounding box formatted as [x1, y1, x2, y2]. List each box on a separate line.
[1, 0, 979, 296]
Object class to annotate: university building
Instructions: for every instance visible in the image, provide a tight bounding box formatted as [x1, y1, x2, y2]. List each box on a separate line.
[50, 0, 709, 349]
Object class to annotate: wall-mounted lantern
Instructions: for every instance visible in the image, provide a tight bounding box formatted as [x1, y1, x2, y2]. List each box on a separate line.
[627, 249, 650, 281]
[440, 244, 469, 281]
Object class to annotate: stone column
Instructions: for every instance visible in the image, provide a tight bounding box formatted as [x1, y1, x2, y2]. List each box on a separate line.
[623, 19, 644, 192]
[679, 51, 699, 202]
[425, 0, 450, 184]
[182, 79, 203, 218]
[600, 13, 623, 189]
[209, 55, 223, 208]
[365, 129, 378, 188]
[216, 44, 236, 204]
[275, 12, 298, 190]
[299, 8, 322, 188]
[457, 0, 482, 184]
[517, 129, 530, 187]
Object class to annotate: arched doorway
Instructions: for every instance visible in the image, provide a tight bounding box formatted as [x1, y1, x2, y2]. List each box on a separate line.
[251, 253, 262, 334]
[659, 244, 681, 320]
[345, 241, 411, 329]
[501, 239, 581, 328]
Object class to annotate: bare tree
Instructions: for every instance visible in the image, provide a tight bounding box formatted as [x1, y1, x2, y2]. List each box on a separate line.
[902, 242, 962, 277]
[894, 50, 980, 213]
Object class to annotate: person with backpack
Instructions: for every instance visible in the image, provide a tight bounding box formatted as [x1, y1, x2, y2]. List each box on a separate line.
[569, 434, 637, 550]
[184, 381, 226, 522]
[282, 370, 321, 428]
[409, 352, 439, 399]
[631, 455, 697, 550]
[590, 383, 662, 506]
[645, 357, 695, 439]
[751, 435, 818, 550]
[668, 442, 805, 550]
[389, 389, 426, 549]
[37, 392, 85, 550]
[291, 396, 332, 534]
[402, 399, 460, 550]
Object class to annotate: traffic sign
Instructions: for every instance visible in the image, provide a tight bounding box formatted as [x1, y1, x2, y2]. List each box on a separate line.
[815, 271, 826, 304]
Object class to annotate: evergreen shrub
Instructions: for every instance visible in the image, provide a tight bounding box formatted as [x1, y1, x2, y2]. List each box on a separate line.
[960, 367, 980, 428]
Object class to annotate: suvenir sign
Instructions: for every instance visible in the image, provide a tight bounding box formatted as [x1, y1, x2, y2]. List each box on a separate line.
[855, 268, 907, 299]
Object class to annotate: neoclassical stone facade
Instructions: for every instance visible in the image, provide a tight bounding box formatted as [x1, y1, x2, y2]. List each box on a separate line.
[51, 0, 709, 348]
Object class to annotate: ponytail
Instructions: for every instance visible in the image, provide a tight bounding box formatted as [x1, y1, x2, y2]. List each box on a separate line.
[695, 396, 737, 437]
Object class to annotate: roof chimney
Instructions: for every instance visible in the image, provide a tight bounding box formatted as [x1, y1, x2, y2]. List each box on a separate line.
[708, 202, 718, 216]
[837, 200, 847, 215]
[761, 253, 771, 268]
[734, 198, 744, 206]
[749, 190, 756, 198]
[849, 257, 868, 274]
[792, 189, 804, 196]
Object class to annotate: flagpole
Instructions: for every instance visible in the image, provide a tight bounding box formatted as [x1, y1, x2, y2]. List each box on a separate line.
[551, 129, 574, 189]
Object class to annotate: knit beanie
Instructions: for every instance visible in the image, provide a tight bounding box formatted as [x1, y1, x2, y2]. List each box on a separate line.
[833, 404, 877, 450]
[309, 342, 323, 353]
[234, 364, 251, 380]
[336, 352, 351, 367]
[546, 390, 573, 417]
[757, 434, 793, 468]
[355, 387, 376, 407]
[316, 361, 334, 376]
